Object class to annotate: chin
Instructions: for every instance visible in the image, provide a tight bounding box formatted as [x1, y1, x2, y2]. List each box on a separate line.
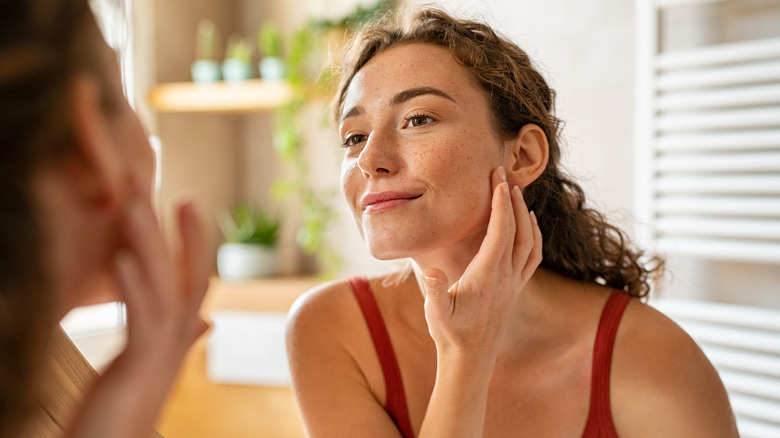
[368, 248, 409, 261]
[364, 234, 428, 261]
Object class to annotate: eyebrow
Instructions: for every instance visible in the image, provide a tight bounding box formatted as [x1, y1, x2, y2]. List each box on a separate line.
[340, 86, 456, 123]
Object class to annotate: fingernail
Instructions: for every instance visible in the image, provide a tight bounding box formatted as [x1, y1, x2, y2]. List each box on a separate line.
[513, 185, 522, 200]
[530, 210, 538, 225]
[423, 274, 440, 286]
[497, 166, 507, 182]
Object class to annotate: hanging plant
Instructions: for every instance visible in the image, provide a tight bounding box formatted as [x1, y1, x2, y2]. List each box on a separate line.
[270, 0, 396, 278]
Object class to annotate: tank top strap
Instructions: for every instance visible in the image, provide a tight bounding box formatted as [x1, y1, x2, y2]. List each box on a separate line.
[581, 290, 632, 438]
[348, 276, 415, 438]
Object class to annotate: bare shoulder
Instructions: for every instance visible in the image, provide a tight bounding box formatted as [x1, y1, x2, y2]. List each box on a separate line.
[285, 276, 406, 437]
[611, 298, 739, 437]
[286, 278, 358, 349]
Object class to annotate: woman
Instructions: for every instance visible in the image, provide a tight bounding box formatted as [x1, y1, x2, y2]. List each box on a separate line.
[0, 0, 208, 436]
[287, 7, 738, 437]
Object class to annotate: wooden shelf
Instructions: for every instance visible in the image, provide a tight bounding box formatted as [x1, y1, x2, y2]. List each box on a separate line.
[148, 79, 292, 113]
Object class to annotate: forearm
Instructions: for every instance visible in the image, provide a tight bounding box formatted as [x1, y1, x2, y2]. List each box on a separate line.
[418, 349, 495, 437]
[62, 350, 178, 438]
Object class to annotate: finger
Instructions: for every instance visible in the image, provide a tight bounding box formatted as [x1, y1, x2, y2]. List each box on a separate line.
[421, 268, 452, 326]
[121, 198, 176, 304]
[114, 250, 149, 327]
[521, 211, 543, 280]
[510, 186, 535, 272]
[491, 166, 506, 193]
[471, 179, 514, 268]
[177, 198, 210, 313]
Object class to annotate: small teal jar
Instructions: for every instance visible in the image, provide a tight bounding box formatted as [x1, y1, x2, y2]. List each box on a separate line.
[221, 59, 253, 83]
[191, 59, 221, 84]
[259, 56, 286, 81]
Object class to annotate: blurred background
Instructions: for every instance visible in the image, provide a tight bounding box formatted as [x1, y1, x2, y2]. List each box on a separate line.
[63, 0, 779, 436]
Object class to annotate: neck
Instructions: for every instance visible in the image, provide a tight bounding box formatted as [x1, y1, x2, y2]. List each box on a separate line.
[409, 228, 486, 296]
[408, 251, 589, 356]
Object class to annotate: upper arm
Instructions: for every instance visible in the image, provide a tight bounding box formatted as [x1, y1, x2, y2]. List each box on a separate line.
[611, 301, 739, 438]
[286, 282, 403, 438]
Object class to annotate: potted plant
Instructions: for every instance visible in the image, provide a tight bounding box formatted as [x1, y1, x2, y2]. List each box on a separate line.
[222, 34, 254, 82]
[257, 22, 286, 81]
[191, 19, 221, 84]
[217, 203, 280, 281]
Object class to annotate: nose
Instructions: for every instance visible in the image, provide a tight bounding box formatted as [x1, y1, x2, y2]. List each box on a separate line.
[357, 131, 398, 178]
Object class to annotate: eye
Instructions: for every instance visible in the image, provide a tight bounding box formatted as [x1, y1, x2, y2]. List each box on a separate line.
[342, 133, 366, 148]
[404, 113, 435, 128]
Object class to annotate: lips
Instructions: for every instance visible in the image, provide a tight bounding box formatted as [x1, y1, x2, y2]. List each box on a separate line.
[360, 191, 422, 213]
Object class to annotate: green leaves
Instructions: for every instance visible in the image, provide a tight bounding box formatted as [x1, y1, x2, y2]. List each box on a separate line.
[258, 22, 283, 57]
[195, 19, 218, 60]
[225, 34, 253, 62]
[219, 203, 280, 246]
[270, 0, 397, 278]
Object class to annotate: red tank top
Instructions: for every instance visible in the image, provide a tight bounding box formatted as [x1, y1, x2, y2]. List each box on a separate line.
[349, 276, 630, 438]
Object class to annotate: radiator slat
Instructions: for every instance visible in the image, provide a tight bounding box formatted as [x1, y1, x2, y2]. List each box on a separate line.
[658, 61, 780, 91]
[656, 175, 780, 195]
[657, 217, 780, 240]
[674, 321, 780, 355]
[656, 151, 780, 173]
[658, 36, 780, 70]
[656, 107, 780, 132]
[657, 237, 780, 264]
[653, 298, 780, 331]
[735, 417, 780, 438]
[697, 345, 780, 380]
[728, 393, 780, 427]
[655, 196, 780, 217]
[657, 130, 780, 152]
[658, 84, 780, 111]
[719, 369, 780, 402]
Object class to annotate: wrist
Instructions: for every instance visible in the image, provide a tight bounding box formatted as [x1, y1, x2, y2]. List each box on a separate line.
[435, 346, 497, 384]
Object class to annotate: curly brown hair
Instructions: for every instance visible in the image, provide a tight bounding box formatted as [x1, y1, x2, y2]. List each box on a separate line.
[333, 7, 663, 298]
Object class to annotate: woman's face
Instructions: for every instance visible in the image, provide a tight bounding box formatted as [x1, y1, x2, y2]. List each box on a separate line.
[66, 41, 155, 309]
[100, 43, 155, 197]
[339, 43, 508, 260]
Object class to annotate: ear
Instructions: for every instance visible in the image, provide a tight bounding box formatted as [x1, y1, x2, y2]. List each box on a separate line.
[504, 123, 549, 189]
[67, 74, 122, 211]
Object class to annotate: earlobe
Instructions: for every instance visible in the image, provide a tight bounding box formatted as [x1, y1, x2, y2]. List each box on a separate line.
[505, 124, 549, 188]
[68, 74, 122, 211]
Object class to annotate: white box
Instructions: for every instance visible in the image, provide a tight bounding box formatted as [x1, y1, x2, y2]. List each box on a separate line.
[206, 310, 290, 387]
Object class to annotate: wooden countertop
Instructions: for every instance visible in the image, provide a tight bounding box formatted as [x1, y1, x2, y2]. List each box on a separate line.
[156, 276, 318, 438]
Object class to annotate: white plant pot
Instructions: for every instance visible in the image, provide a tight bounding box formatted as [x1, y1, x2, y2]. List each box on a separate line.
[217, 243, 278, 281]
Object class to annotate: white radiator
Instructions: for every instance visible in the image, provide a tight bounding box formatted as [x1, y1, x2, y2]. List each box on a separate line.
[635, 0, 780, 264]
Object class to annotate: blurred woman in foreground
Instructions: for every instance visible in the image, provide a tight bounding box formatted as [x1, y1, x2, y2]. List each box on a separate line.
[0, 0, 209, 436]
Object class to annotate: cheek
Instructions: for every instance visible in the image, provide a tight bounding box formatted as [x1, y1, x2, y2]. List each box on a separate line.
[340, 159, 364, 212]
[340, 159, 356, 197]
[127, 116, 154, 179]
[340, 159, 368, 239]
[426, 142, 489, 194]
